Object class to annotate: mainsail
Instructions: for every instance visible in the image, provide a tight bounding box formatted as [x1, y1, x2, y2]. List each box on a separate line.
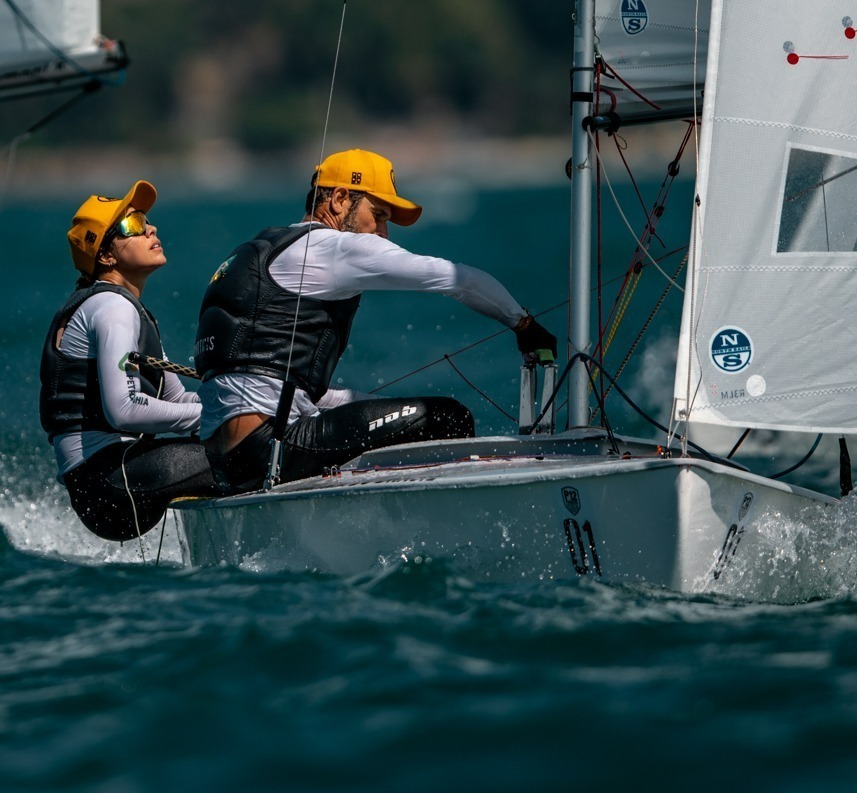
[594, 0, 710, 120]
[674, 0, 857, 434]
[0, 0, 126, 102]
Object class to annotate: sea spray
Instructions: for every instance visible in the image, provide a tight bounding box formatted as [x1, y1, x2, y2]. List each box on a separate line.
[0, 452, 182, 566]
[702, 494, 857, 603]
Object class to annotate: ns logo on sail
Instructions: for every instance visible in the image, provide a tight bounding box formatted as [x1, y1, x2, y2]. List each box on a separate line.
[710, 326, 753, 373]
[621, 0, 649, 35]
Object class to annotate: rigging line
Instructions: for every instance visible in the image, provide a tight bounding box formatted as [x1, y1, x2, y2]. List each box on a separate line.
[600, 267, 640, 358]
[692, 0, 701, 185]
[585, 129, 684, 292]
[589, 112, 692, 316]
[667, 397, 682, 450]
[769, 434, 822, 480]
[727, 427, 751, 459]
[527, 351, 620, 451]
[597, 243, 687, 360]
[603, 250, 687, 362]
[596, 227, 688, 364]
[442, 355, 516, 423]
[1, 0, 122, 85]
[613, 120, 695, 256]
[583, 362, 620, 455]
[525, 351, 719, 461]
[614, 122, 694, 232]
[613, 131, 664, 229]
[402, 197, 672, 406]
[784, 161, 857, 204]
[576, 353, 716, 462]
[592, 252, 688, 419]
[599, 59, 662, 110]
[121, 438, 146, 564]
[120, 375, 166, 565]
[261, 0, 348, 491]
[286, 0, 348, 387]
[0, 86, 95, 213]
[368, 301, 567, 394]
[544, 352, 621, 452]
[373, 252, 660, 403]
[128, 352, 199, 380]
[0, 85, 95, 154]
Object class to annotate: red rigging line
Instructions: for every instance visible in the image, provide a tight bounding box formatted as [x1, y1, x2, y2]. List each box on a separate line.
[599, 59, 663, 111]
[784, 23, 855, 64]
[591, 119, 695, 364]
[787, 54, 849, 63]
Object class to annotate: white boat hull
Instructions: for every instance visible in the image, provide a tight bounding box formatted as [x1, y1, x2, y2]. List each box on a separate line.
[170, 431, 840, 600]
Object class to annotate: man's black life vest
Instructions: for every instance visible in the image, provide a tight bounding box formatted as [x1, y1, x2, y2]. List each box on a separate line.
[194, 225, 361, 401]
[39, 282, 165, 442]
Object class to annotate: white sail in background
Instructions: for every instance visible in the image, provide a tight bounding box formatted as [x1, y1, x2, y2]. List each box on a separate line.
[674, 0, 857, 434]
[594, 0, 710, 118]
[0, 0, 126, 101]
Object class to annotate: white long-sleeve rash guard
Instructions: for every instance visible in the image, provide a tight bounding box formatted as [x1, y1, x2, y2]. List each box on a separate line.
[52, 289, 201, 477]
[198, 224, 527, 439]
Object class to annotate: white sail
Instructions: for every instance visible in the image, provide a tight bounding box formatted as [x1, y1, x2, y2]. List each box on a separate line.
[0, 0, 126, 101]
[594, 0, 710, 118]
[674, 0, 857, 434]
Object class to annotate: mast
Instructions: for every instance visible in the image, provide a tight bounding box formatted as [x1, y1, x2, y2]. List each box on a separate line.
[568, 0, 595, 428]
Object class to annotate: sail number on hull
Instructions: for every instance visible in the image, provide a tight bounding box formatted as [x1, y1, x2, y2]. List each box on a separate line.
[560, 486, 602, 577]
[712, 492, 754, 580]
[563, 518, 602, 576]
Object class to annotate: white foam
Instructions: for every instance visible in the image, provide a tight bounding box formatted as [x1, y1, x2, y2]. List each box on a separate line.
[701, 493, 857, 603]
[0, 470, 182, 567]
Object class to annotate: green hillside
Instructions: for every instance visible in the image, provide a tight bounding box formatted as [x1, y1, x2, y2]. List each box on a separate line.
[3, 1, 572, 153]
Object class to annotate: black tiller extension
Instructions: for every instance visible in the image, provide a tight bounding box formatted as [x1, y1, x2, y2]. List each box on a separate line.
[263, 383, 296, 491]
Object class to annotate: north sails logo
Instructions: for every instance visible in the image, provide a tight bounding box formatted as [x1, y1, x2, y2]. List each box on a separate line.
[621, 0, 649, 35]
[710, 326, 753, 374]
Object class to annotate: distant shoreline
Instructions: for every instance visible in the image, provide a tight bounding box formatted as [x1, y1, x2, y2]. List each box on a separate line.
[4, 128, 692, 201]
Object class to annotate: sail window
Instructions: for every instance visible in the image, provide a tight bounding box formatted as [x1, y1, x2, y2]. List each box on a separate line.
[776, 145, 857, 254]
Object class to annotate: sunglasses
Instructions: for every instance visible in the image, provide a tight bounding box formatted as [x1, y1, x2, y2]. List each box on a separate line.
[111, 210, 149, 238]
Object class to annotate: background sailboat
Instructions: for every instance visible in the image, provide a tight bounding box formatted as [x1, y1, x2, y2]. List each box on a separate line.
[0, 0, 127, 102]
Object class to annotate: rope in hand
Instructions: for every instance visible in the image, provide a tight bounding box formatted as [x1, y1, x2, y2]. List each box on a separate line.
[127, 352, 200, 380]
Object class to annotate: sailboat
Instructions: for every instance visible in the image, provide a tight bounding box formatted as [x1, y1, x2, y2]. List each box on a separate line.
[0, 0, 127, 102]
[171, 0, 857, 601]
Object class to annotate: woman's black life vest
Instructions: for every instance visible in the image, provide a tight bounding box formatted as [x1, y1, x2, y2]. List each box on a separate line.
[194, 225, 361, 401]
[39, 282, 165, 442]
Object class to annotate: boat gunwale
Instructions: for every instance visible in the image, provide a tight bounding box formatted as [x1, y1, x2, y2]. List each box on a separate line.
[170, 453, 840, 511]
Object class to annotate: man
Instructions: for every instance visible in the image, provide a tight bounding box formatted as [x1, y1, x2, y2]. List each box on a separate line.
[195, 149, 556, 494]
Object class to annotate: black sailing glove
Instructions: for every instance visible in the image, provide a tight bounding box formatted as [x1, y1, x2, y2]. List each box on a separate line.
[515, 315, 557, 364]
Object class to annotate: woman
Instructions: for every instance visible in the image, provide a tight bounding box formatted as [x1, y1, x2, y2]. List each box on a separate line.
[39, 180, 217, 541]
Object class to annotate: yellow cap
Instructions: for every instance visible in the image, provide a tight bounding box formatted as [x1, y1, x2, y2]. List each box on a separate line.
[314, 149, 422, 226]
[67, 180, 158, 275]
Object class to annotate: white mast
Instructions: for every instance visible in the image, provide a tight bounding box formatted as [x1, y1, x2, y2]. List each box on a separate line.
[568, 0, 595, 427]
